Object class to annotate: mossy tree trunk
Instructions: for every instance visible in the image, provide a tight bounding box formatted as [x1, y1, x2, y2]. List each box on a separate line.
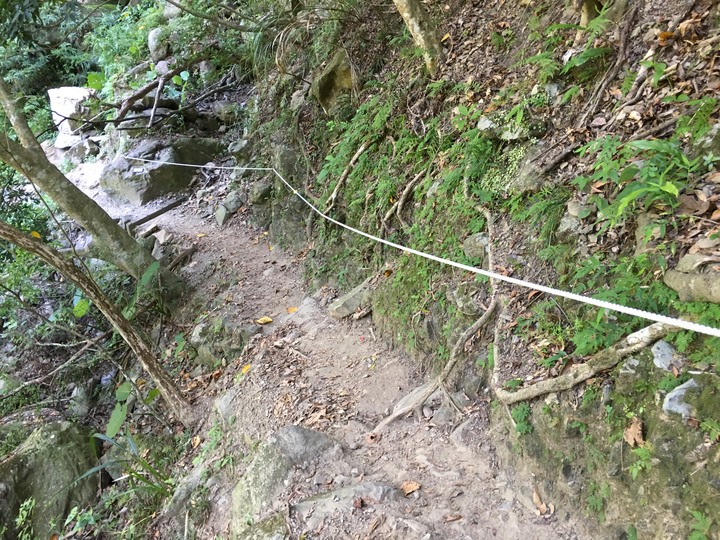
[0, 219, 197, 427]
[392, 0, 442, 76]
[0, 77, 157, 280]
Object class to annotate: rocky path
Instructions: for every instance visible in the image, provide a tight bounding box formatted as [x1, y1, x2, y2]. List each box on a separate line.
[67, 161, 585, 539]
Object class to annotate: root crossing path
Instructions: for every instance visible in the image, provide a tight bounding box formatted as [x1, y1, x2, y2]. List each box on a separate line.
[68, 162, 585, 538]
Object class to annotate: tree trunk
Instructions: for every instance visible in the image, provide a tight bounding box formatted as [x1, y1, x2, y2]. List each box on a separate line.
[0, 220, 197, 427]
[392, 0, 442, 76]
[0, 77, 157, 280]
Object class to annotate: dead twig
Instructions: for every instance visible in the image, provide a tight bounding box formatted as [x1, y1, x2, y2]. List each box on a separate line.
[576, 3, 639, 129]
[0, 330, 113, 400]
[167, 244, 198, 271]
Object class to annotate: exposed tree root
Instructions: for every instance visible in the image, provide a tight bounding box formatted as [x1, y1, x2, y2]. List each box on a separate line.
[493, 319, 670, 405]
[373, 297, 497, 433]
[381, 171, 423, 233]
[324, 141, 370, 214]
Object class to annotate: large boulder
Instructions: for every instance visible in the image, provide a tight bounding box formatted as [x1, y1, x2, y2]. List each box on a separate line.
[101, 138, 224, 204]
[47, 87, 95, 149]
[311, 49, 356, 113]
[0, 422, 98, 539]
[230, 426, 334, 538]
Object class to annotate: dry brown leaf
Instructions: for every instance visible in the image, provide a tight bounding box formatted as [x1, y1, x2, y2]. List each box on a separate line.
[191, 435, 202, 449]
[401, 480, 422, 496]
[712, 208, 720, 221]
[286, 306, 298, 314]
[679, 194, 710, 215]
[672, 364, 680, 378]
[256, 316, 273, 325]
[706, 172, 720, 184]
[444, 514, 463, 522]
[658, 31, 676, 45]
[623, 416, 644, 447]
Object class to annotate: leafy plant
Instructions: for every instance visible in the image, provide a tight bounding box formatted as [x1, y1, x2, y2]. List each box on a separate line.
[81, 433, 175, 497]
[15, 497, 35, 540]
[628, 444, 653, 480]
[511, 402, 533, 434]
[689, 510, 713, 540]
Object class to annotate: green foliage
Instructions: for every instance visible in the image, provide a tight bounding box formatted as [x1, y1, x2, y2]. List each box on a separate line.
[700, 419, 720, 442]
[15, 497, 35, 540]
[84, 433, 174, 497]
[657, 373, 690, 393]
[689, 510, 713, 540]
[628, 444, 653, 480]
[511, 402, 533, 434]
[84, 1, 163, 90]
[585, 481, 610, 522]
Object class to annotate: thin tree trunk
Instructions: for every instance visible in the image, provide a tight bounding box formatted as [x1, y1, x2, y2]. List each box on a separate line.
[392, 0, 442, 76]
[0, 77, 157, 280]
[0, 220, 197, 427]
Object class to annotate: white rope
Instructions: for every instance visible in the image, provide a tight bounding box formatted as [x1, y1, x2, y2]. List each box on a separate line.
[123, 155, 720, 338]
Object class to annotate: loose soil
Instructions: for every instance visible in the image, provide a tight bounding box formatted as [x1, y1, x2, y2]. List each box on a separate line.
[64, 159, 589, 539]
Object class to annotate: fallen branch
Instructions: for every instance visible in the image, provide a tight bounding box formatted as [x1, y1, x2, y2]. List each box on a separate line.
[324, 141, 370, 214]
[115, 65, 190, 124]
[494, 322, 670, 405]
[167, 243, 198, 271]
[0, 330, 113, 401]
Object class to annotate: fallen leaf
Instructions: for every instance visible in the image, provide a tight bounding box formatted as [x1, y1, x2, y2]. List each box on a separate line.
[256, 316, 273, 325]
[287, 306, 298, 314]
[191, 435, 202, 448]
[609, 87, 623, 99]
[444, 514, 463, 522]
[712, 208, 720, 221]
[441, 32, 451, 42]
[623, 416, 644, 447]
[30, 230, 41, 239]
[401, 480, 421, 496]
[241, 363, 251, 375]
[707, 172, 720, 184]
[672, 364, 680, 377]
[590, 116, 607, 127]
[196, 233, 206, 238]
[679, 194, 710, 215]
[658, 31, 676, 45]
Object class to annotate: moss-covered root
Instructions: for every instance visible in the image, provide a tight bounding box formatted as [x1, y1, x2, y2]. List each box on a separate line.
[372, 298, 498, 433]
[493, 320, 671, 405]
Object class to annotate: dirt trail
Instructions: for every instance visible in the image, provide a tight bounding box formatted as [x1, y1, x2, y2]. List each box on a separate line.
[67, 162, 586, 539]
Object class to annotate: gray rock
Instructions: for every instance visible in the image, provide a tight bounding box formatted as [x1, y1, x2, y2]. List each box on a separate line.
[47, 87, 94, 135]
[224, 190, 244, 213]
[214, 388, 239, 420]
[198, 60, 216, 83]
[216, 205, 230, 227]
[328, 277, 374, 319]
[462, 233, 488, 261]
[228, 139, 251, 159]
[273, 425, 334, 466]
[155, 60, 171, 75]
[293, 483, 401, 531]
[566, 200, 589, 218]
[163, 2, 182, 19]
[65, 139, 99, 165]
[662, 379, 699, 419]
[556, 214, 582, 241]
[230, 427, 334, 536]
[0, 423, 98, 539]
[54, 133, 83, 150]
[148, 28, 168, 62]
[166, 463, 209, 518]
[652, 340, 682, 371]
[68, 378, 97, 418]
[0, 373, 21, 395]
[101, 138, 223, 204]
[476, 116, 499, 137]
[693, 121, 720, 159]
[311, 49, 355, 113]
[249, 180, 273, 205]
[212, 100, 239, 123]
